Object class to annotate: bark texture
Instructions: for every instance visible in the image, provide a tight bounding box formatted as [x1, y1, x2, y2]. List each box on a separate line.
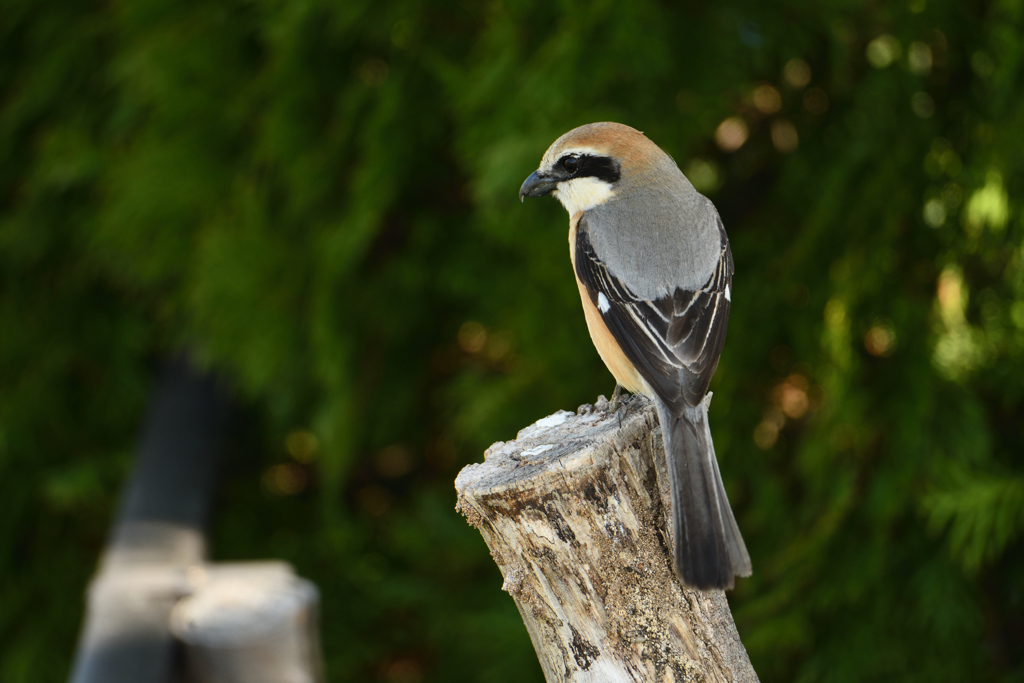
[455, 395, 757, 683]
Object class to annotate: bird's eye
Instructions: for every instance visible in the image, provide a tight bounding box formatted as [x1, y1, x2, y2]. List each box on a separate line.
[561, 156, 580, 174]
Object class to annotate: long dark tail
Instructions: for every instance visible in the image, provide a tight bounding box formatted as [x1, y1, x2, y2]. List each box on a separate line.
[655, 397, 751, 590]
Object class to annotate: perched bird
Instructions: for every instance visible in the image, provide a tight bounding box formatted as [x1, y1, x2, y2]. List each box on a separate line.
[519, 122, 751, 590]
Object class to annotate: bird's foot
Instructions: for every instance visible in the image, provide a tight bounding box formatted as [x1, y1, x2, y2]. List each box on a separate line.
[608, 384, 627, 428]
[608, 383, 623, 412]
[591, 386, 627, 427]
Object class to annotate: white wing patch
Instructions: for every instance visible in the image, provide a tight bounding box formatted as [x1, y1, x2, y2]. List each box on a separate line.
[597, 292, 611, 313]
[725, 284, 731, 301]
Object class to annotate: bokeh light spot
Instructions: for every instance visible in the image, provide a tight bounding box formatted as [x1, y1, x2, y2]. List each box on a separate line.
[753, 84, 782, 114]
[685, 159, 721, 193]
[391, 21, 413, 49]
[909, 42, 933, 75]
[1011, 301, 1024, 329]
[864, 324, 896, 357]
[715, 117, 749, 152]
[923, 198, 946, 227]
[911, 91, 935, 118]
[964, 170, 1008, 235]
[753, 421, 779, 449]
[484, 331, 512, 362]
[924, 138, 962, 178]
[263, 464, 308, 496]
[458, 321, 487, 353]
[867, 35, 901, 68]
[783, 58, 812, 88]
[285, 429, 320, 463]
[938, 267, 966, 325]
[775, 374, 810, 419]
[770, 120, 799, 152]
[754, 407, 786, 450]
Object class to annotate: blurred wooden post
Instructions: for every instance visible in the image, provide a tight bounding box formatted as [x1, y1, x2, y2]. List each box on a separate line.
[69, 355, 323, 683]
[455, 395, 758, 683]
[70, 355, 228, 683]
[170, 562, 323, 683]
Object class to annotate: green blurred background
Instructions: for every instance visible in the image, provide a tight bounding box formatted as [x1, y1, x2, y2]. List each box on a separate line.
[3, 0, 1023, 680]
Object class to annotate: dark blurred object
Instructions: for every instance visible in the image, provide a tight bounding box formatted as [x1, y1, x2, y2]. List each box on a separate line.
[69, 353, 230, 683]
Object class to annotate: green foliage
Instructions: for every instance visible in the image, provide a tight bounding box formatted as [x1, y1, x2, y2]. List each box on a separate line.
[2, 0, 1024, 681]
[924, 468, 1024, 574]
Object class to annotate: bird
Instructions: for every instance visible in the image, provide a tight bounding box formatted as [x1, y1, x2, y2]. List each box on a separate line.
[519, 122, 751, 590]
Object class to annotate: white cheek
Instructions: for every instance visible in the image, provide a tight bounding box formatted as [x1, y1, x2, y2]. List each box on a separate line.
[553, 177, 615, 215]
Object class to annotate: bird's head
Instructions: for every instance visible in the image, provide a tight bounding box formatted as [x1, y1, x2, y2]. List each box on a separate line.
[519, 122, 669, 216]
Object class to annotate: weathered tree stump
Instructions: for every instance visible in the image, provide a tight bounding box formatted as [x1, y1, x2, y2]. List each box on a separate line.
[455, 395, 757, 683]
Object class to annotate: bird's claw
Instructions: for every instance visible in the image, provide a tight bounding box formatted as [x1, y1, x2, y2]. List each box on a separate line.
[608, 384, 626, 428]
[608, 383, 623, 413]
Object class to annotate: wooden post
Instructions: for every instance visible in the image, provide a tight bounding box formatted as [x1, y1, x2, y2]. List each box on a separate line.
[169, 562, 323, 683]
[69, 354, 229, 683]
[69, 356, 324, 683]
[455, 395, 758, 683]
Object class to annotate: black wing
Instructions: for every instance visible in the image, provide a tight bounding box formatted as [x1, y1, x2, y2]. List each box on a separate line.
[575, 213, 733, 415]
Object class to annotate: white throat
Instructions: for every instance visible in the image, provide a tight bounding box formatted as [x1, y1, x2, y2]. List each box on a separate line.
[554, 177, 615, 216]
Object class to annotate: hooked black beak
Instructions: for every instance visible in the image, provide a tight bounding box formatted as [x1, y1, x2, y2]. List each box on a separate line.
[519, 171, 557, 202]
